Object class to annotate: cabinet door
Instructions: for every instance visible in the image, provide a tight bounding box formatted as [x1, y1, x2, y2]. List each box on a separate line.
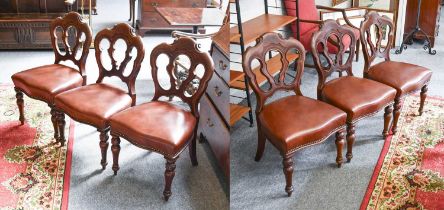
[0, 0, 17, 13]
[17, 0, 40, 13]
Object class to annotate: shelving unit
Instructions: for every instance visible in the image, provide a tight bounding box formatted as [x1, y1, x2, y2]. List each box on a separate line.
[229, 0, 298, 126]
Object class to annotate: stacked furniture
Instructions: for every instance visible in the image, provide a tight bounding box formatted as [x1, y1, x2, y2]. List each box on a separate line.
[229, 0, 297, 127]
[137, 0, 206, 35]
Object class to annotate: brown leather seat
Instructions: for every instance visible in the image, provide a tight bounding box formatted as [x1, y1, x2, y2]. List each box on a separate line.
[110, 101, 196, 156]
[360, 12, 433, 134]
[321, 76, 396, 122]
[259, 95, 346, 154]
[12, 64, 83, 103]
[10, 12, 92, 143]
[109, 37, 214, 201]
[242, 33, 347, 197]
[55, 83, 133, 129]
[368, 61, 432, 97]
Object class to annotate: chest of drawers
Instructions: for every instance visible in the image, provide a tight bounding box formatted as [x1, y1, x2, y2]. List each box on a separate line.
[198, 24, 230, 178]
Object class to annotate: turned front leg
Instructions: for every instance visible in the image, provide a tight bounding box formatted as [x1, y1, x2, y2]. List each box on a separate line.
[383, 105, 393, 138]
[56, 110, 66, 147]
[163, 156, 178, 201]
[346, 122, 355, 163]
[335, 129, 345, 168]
[419, 85, 428, 115]
[392, 98, 402, 134]
[111, 134, 121, 175]
[49, 105, 59, 141]
[282, 156, 294, 197]
[99, 129, 110, 169]
[14, 88, 25, 125]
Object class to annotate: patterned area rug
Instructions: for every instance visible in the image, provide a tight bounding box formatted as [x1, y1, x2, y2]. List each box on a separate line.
[361, 95, 444, 210]
[0, 85, 74, 210]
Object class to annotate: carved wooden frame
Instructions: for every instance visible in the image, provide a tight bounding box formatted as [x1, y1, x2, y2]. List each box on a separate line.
[360, 11, 395, 75]
[242, 33, 306, 114]
[94, 23, 145, 105]
[311, 20, 357, 99]
[150, 37, 214, 118]
[50, 12, 92, 84]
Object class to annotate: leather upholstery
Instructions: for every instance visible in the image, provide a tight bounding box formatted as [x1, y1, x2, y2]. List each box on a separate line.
[54, 83, 132, 129]
[258, 95, 347, 154]
[367, 61, 432, 97]
[109, 101, 196, 157]
[11, 64, 83, 103]
[321, 76, 397, 122]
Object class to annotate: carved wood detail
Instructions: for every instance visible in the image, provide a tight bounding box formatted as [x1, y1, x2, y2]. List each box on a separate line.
[242, 32, 306, 114]
[94, 23, 145, 105]
[150, 37, 214, 118]
[311, 20, 357, 99]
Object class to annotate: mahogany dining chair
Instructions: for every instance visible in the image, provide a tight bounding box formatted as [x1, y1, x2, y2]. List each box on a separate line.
[243, 32, 348, 197]
[360, 12, 432, 134]
[108, 37, 214, 201]
[11, 12, 92, 145]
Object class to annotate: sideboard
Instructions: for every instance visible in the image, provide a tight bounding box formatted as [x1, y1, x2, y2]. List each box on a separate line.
[0, 0, 95, 49]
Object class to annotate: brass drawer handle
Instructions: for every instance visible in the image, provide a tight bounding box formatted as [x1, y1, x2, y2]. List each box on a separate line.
[219, 60, 227, 70]
[214, 86, 223, 97]
[207, 118, 214, 127]
[151, 2, 159, 6]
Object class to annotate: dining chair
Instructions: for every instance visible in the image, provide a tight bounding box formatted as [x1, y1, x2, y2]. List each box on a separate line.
[54, 23, 144, 169]
[360, 12, 432, 134]
[108, 37, 214, 201]
[243, 32, 348, 197]
[11, 12, 91, 145]
[312, 20, 397, 163]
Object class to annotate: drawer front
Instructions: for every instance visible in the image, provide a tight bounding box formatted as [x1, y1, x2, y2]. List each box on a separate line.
[212, 47, 229, 82]
[199, 95, 230, 178]
[142, 0, 205, 12]
[206, 74, 229, 123]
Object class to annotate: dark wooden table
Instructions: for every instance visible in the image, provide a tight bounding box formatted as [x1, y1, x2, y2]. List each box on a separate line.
[156, 7, 225, 33]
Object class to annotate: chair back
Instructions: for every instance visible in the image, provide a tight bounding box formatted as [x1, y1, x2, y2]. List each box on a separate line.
[311, 20, 356, 99]
[94, 23, 145, 105]
[242, 32, 306, 114]
[150, 37, 214, 118]
[50, 12, 92, 83]
[360, 11, 394, 75]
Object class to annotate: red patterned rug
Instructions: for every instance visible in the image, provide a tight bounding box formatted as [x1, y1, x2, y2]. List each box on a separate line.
[361, 95, 444, 210]
[0, 85, 75, 210]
